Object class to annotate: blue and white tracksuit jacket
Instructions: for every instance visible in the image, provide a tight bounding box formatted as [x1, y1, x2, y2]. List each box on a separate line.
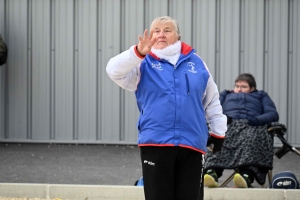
[106, 42, 227, 154]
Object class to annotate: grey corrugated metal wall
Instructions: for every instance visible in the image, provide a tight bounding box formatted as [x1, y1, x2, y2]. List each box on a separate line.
[0, 0, 299, 146]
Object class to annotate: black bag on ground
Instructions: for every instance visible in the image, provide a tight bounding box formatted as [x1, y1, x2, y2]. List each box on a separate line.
[269, 171, 300, 189]
[0, 34, 8, 66]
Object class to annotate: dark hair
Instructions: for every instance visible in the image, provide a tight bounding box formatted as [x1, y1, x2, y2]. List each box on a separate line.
[235, 73, 257, 90]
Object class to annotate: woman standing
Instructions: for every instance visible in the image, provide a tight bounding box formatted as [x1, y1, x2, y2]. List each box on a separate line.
[107, 16, 227, 200]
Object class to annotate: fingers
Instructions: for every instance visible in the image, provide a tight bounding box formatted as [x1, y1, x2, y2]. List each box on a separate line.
[148, 30, 156, 46]
[141, 29, 154, 40]
[137, 29, 149, 41]
[138, 30, 153, 45]
[138, 35, 143, 42]
[143, 29, 148, 38]
[149, 38, 156, 47]
[148, 29, 154, 40]
[149, 29, 153, 37]
[137, 29, 155, 55]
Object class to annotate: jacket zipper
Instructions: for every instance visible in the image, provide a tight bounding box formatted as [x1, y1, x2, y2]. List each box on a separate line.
[185, 74, 190, 95]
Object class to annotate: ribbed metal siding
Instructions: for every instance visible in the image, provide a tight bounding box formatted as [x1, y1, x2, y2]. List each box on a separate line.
[265, 0, 289, 145]
[53, 0, 74, 141]
[0, 0, 6, 139]
[288, 0, 300, 144]
[218, 0, 240, 89]
[6, 0, 28, 140]
[193, 0, 216, 76]
[99, 0, 122, 142]
[0, 0, 299, 147]
[240, 0, 264, 86]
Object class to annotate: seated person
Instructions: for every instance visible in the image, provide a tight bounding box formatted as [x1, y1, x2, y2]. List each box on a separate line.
[204, 73, 279, 188]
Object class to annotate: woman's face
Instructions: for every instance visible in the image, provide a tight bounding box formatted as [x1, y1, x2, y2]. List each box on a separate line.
[151, 22, 179, 49]
[234, 80, 254, 93]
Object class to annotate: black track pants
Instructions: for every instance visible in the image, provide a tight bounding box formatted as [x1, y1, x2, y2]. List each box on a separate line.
[140, 146, 204, 200]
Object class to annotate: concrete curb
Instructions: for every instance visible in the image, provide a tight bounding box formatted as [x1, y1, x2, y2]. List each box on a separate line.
[0, 183, 300, 200]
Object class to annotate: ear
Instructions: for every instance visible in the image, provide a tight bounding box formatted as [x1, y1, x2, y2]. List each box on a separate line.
[250, 87, 255, 92]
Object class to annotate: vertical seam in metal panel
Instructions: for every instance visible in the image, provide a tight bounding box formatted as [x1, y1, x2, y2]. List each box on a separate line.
[143, 0, 146, 28]
[238, 0, 243, 74]
[27, 0, 33, 140]
[96, 0, 100, 141]
[191, 0, 194, 46]
[50, 0, 52, 139]
[4, 0, 8, 139]
[73, 0, 78, 141]
[263, 0, 267, 89]
[76, 0, 79, 141]
[121, 0, 129, 142]
[120, 88, 124, 142]
[50, 0, 55, 140]
[215, 0, 220, 84]
[119, 0, 125, 142]
[167, 0, 170, 16]
[286, 0, 293, 141]
[73, 0, 75, 141]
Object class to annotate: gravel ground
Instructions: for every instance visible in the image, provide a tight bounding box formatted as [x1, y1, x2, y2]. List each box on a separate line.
[0, 143, 299, 199]
[0, 143, 142, 185]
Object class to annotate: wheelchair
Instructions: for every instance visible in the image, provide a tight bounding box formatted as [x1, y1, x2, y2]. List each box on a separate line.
[218, 122, 300, 188]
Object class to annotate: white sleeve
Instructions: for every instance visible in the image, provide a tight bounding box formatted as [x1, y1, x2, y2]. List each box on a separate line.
[202, 73, 227, 138]
[106, 45, 143, 91]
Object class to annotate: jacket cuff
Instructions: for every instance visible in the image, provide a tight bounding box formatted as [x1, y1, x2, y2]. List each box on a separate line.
[209, 133, 225, 139]
[134, 45, 146, 59]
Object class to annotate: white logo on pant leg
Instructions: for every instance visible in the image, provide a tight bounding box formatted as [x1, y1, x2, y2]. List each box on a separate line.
[144, 160, 155, 166]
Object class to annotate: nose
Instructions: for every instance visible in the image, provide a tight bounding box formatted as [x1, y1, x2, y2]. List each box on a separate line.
[158, 31, 166, 37]
[236, 87, 242, 92]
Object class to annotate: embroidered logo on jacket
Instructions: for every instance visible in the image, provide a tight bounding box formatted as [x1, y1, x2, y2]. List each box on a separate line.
[152, 63, 163, 71]
[187, 62, 197, 73]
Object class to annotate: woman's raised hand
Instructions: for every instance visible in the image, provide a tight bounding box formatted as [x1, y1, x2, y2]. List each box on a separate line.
[137, 29, 156, 56]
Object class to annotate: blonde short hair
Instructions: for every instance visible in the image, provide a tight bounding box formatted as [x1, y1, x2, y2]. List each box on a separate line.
[150, 16, 181, 40]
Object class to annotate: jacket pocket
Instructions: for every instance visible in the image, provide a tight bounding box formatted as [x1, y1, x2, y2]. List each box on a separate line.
[185, 73, 190, 95]
[137, 109, 144, 132]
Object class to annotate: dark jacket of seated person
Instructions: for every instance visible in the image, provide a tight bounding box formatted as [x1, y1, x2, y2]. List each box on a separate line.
[220, 89, 279, 126]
